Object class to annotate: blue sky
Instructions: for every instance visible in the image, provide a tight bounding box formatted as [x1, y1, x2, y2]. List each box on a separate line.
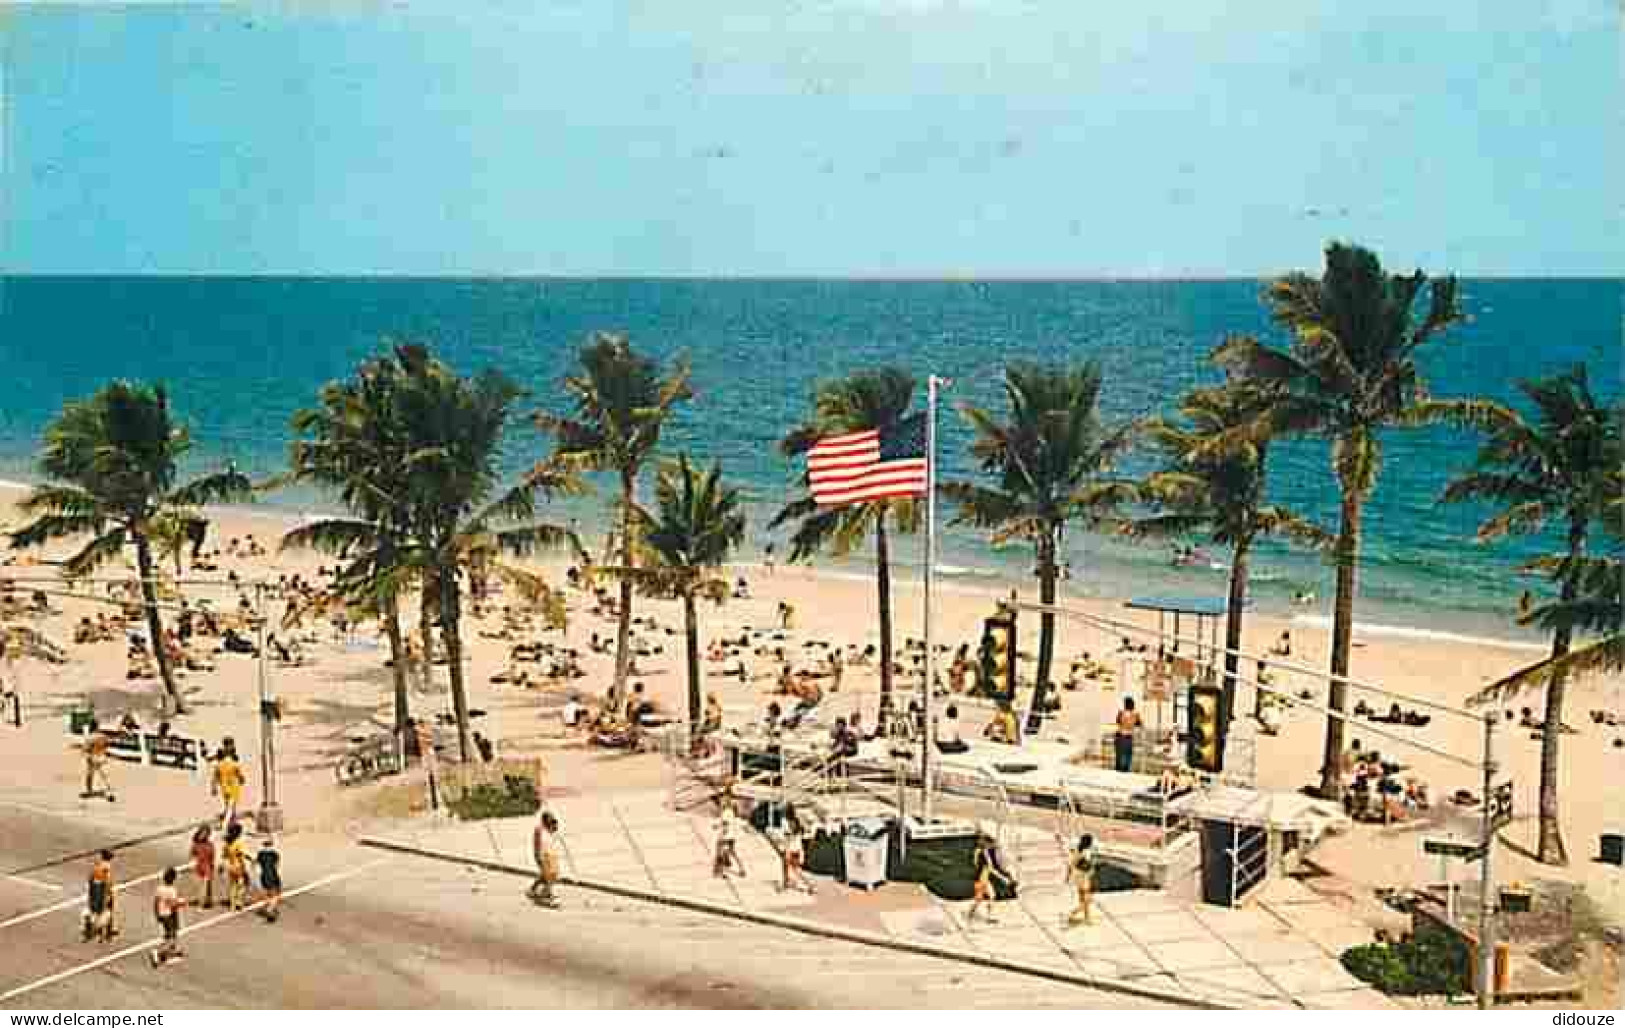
[3, 2, 1618, 277]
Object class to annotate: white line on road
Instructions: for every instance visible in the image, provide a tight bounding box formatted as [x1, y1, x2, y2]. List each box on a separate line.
[0, 865, 188, 930]
[0, 858, 388, 1004]
[3, 875, 62, 893]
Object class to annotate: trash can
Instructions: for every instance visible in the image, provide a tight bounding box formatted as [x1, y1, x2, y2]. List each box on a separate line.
[843, 817, 891, 890]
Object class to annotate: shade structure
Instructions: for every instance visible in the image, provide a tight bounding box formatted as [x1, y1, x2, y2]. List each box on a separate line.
[1125, 595, 1240, 618]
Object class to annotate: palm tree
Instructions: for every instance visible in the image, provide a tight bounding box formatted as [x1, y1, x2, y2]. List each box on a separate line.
[1476, 507, 1623, 697]
[1209, 242, 1466, 798]
[1126, 377, 1330, 722]
[943, 362, 1137, 732]
[603, 456, 746, 734]
[394, 345, 582, 761]
[772, 368, 920, 715]
[536, 332, 692, 713]
[7, 382, 251, 715]
[1442, 367, 1622, 864]
[281, 350, 421, 750]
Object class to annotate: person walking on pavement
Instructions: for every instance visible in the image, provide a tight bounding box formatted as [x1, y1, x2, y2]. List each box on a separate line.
[712, 801, 746, 879]
[81, 720, 115, 801]
[213, 740, 245, 827]
[1065, 833, 1097, 927]
[966, 834, 1011, 925]
[83, 849, 118, 943]
[527, 811, 562, 908]
[222, 821, 251, 911]
[776, 813, 815, 894]
[256, 837, 282, 922]
[148, 867, 187, 967]
[189, 824, 217, 908]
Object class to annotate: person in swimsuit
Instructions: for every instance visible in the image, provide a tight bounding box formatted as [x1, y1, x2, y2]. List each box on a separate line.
[190, 824, 216, 908]
[256, 837, 282, 921]
[1066, 833, 1097, 927]
[967, 835, 1011, 924]
[149, 867, 187, 966]
[84, 849, 117, 943]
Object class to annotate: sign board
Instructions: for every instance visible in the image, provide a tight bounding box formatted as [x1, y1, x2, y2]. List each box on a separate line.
[105, 730, 144, 763]
[1490, 781, 1514, 830]
[145, 733, 201, 771]
[1424, 836, 1485, 861]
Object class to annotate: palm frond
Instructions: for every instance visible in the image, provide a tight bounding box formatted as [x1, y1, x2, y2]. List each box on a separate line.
[63, 528, 130, 578]
[1467, 634, 1625, 704]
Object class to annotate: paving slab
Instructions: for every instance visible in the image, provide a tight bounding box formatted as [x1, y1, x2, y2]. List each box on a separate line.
[1173, 964, 1288, 1005]
[1297, 987, 1400, 1010]
[1226, 929, 1326, 966]
[1096, 888, 1190, 917]
[1052, 920, 1133, 952]
[1117, 910, 1211, 944]
[1150, 938, 1250, 973]
[1072, 944, 1160, 978]
[1190, 903, 1286, 935]
[1269, 901, 1363, 933]
[1256, 955, 1365, 996]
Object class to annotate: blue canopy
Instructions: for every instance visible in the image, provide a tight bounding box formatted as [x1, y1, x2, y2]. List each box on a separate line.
[1125, 595, 1238, 618]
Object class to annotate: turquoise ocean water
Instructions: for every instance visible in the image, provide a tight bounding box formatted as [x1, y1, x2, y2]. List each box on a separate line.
[1, 276, 1618, 644]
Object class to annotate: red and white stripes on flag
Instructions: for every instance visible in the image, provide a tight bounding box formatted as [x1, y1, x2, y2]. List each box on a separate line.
[806, 415, 928, 506]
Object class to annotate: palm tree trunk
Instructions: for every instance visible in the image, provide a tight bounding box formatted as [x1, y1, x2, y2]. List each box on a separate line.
[134, 531, 186, 716]
[1537, 521, 1585, 866]
[440, 566, 473, 763]
[1226, 536, 1251, 725]
[683, 593, 702, 736]
[382, 591, 410, 758]
[876, 512, 894, 715]
[418, 590, 436, 694]
[1027, 528, 1058, 734]
[1319, 493, 1362, 800]
[611, 469, 636, 711]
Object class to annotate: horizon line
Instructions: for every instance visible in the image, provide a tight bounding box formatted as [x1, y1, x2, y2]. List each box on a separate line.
[4, 272, 1620, 283]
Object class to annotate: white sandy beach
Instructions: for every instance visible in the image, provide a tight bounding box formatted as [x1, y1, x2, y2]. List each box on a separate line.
[2, 482, 1621, 935]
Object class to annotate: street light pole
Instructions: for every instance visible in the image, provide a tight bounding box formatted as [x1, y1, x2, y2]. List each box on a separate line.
[1476, 711, 1497, 1009]
[255, 583, 285, 833]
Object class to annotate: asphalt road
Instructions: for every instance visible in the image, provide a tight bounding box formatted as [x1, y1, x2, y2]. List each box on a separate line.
[0, 804, 1170, 1009]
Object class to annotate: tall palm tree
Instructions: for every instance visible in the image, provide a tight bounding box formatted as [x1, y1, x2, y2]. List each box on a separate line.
[603, 456, 746, 734]
[1209, 242, 1466, 798]
[7, 382, 251, 715]
[394, 345, 582, 761]
[1126, 377, 1330, 721]
[772, 368, 920, 715]
[1476, 502, 1623, 696]
[536, 332, 692, 713]
[281, 351, 420, 749]
[943, 362, 1137, 732]
[1442, 367, 1622, 864]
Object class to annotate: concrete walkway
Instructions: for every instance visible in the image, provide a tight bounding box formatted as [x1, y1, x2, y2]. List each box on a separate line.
[367, 789, 1397, 1009]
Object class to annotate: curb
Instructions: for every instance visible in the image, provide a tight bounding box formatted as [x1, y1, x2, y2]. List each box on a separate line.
[360, 834, 1234, 1010]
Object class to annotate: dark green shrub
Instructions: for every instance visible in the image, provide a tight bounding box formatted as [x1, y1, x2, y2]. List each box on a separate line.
[447, 774, 541, 820]
[1342, 944, 1416, 994]
[1341, 933, 1470, 997]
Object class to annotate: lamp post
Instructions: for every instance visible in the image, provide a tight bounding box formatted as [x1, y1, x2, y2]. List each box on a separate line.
[255, 583, 285, 833]
[1476, 711, 1498, 1009]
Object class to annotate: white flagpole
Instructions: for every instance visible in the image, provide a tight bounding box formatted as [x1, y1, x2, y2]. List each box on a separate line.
[923, 374, 940, 820]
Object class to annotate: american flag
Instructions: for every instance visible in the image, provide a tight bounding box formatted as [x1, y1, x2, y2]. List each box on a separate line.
[807, 414, 928, 506]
